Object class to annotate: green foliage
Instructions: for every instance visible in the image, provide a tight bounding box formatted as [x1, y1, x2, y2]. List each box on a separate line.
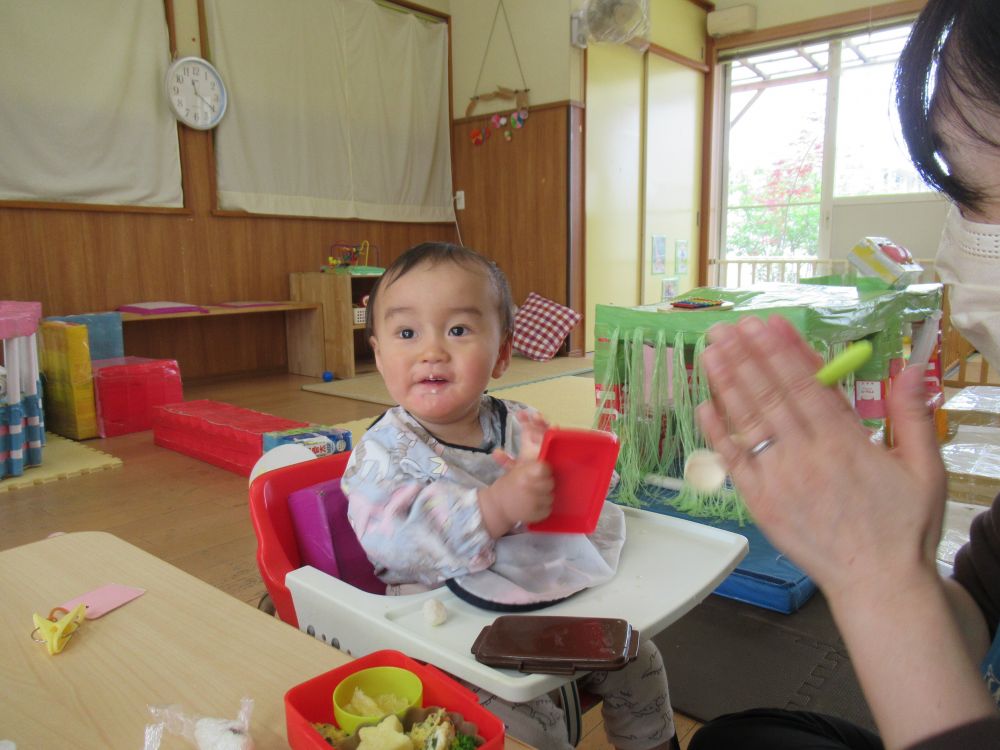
[726, 137, 822, 264]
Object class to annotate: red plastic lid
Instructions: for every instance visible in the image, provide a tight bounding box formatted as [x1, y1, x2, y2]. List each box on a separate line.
[528, 427, 620, 534]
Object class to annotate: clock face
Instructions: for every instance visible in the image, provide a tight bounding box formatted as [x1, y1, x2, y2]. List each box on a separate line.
[165, 56, 228, 130]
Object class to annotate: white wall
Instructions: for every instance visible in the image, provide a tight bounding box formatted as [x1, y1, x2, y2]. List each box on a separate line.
[711, 0, 912, 31]
[449, 0, 580, 115]
[830, 193, 948, 263]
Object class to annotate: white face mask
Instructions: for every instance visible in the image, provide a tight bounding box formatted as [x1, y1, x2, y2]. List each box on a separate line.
[936, 204, 1000, 372]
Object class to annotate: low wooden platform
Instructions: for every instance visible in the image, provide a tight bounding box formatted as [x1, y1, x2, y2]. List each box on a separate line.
[120, 302, 324, 380]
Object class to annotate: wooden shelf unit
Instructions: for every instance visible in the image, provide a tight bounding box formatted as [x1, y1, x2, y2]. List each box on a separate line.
[289, 271, 380, 379]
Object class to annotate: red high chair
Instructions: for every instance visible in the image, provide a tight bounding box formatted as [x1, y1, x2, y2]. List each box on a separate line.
[247, 450, 598, 745]
[248, 452, 355, 627]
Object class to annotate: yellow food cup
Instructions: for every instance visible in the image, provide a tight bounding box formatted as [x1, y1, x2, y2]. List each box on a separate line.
[332, 666, 423, 734]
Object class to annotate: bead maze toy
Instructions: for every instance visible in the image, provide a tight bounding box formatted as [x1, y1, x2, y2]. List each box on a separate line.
[322, 240, 384, 277]
[592, 279, 943, 522]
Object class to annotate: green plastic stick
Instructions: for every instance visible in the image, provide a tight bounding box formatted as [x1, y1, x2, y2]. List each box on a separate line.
[815, 340, 873, 386]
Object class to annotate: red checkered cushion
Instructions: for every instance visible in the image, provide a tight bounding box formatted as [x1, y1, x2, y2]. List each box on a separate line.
[512, 293, 582, 361]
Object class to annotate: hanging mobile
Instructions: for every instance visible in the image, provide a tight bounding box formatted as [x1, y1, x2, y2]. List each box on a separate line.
[466, 0, 530, 143]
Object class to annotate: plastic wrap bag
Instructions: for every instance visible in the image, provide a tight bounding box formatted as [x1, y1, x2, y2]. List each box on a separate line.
[943, 385, 1000, 438]
[143, 698, 254, 750]
[942, 426, 1000, 506]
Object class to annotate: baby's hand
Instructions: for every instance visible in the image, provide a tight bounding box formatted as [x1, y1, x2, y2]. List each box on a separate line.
[515, 410, 550, 462]
[478, 458, 554, 538]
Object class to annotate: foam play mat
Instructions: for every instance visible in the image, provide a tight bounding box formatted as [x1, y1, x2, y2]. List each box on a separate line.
[0, 433, 122, 492]
[654, 591, 875, 730]
[304, 355, 593, 406]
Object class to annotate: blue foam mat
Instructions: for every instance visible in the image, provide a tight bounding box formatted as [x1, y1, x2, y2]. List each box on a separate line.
[626, 489, 817, 614]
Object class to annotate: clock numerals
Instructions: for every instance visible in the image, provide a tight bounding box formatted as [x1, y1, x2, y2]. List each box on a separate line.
[166, 56, 227, 130]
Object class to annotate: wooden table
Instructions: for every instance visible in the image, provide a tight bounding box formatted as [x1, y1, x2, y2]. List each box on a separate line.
[0, 532, 529, 749]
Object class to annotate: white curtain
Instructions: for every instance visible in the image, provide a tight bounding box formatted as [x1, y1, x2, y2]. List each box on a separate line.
[0, 0, 182, 207]
[206, 0, 454, 223]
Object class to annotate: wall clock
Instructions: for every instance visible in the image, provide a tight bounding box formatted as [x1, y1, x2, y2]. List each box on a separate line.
[165, 56, 228, 130]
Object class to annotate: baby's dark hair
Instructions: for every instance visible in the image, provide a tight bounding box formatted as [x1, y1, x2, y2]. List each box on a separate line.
[896, 0, 1000, 210]
[365, 242, 515, 340]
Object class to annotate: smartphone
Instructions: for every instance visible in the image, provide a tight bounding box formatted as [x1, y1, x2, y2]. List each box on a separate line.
[471, 615, 640, 675]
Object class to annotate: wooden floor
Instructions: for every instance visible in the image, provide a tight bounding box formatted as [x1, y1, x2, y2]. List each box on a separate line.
[0, 372, 701, 749]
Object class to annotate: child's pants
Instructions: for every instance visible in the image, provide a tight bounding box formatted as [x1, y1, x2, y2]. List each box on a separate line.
[464, 640, 674, 750]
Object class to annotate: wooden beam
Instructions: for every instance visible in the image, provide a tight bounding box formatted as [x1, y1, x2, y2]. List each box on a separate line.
[647, 43, 710, 74]
[714, 0, 926, 53]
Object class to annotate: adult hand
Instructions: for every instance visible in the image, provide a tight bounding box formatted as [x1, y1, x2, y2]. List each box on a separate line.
[695, 314, 947, 602]
[697, 314, 999, 748]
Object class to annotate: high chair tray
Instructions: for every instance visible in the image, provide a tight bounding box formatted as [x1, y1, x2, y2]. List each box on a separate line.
[287, 505, 748, 703]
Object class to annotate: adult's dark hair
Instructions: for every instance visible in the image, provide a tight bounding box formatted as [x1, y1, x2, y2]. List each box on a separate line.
[365, 242, 515, 340]
[896, 0, 1000, 210]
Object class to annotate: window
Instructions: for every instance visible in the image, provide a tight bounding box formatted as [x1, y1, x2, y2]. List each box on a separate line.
[719, 24, 930, 281]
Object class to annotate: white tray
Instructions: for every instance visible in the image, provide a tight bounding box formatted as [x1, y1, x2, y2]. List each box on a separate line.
[287, 505, 748, 702]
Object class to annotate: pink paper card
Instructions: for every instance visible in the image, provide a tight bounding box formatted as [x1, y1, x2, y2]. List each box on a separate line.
[59, 583, 145, 619]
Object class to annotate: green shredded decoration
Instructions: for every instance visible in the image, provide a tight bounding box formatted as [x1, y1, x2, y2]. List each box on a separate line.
[592, 279, 943, 524]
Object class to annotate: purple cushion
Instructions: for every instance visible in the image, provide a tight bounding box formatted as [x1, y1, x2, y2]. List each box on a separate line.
[287, 479, 386, 595]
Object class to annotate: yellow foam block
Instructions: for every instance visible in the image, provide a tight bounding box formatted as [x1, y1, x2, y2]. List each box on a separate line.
[40, 322, 98, 440]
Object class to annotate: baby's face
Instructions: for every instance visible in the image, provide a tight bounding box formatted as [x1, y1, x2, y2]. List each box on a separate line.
[369, 262, 510, 435]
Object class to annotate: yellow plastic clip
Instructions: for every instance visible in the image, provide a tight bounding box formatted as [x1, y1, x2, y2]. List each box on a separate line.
[31, 604, 86, 655]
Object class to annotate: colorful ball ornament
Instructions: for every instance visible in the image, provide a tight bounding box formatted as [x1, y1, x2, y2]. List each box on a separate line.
[471, 128, 484, 145]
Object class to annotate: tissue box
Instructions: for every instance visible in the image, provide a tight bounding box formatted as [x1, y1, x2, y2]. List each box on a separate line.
[847, 237, 924, 288]
[262, 425, 352, 457]
[942, 425, 1000, 506]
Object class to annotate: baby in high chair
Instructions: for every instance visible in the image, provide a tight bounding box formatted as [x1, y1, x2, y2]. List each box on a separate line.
[341, 243, 678, 750]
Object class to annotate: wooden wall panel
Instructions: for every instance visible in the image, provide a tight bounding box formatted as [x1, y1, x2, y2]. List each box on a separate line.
[567, 104, 585, 356]
[451, 102, 585, 355]
[0, 128, 457, 379]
